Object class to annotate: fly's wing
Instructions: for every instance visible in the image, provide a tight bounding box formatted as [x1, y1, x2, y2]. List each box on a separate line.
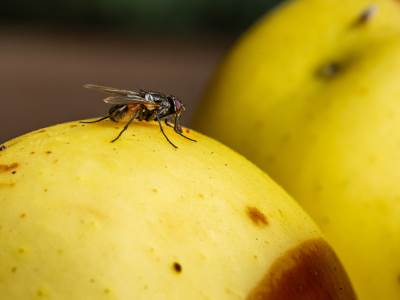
[84, 84, 159, 109]
[84, 84, 143, 97]
[104, 96, 160, 110]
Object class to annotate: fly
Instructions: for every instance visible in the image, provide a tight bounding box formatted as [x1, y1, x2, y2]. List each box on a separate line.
[82, 84, 196, 148]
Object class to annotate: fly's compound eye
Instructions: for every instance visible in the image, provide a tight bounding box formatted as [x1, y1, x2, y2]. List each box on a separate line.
[174, 99, 185, 113]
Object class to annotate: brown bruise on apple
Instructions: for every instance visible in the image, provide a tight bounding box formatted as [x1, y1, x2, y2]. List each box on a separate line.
[247, 238, 356, 300]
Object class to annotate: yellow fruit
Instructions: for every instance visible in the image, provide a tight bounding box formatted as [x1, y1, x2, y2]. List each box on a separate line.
[0, 121, 354, 299]
[193, 0, 400, 299]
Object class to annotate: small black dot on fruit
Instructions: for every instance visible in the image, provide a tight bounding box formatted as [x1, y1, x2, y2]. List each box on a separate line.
[172, 262, 182, 273]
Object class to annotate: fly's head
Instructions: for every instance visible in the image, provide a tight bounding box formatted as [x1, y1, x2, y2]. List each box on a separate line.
[168, 95, 186, 133]
[172, 97, 185, 115]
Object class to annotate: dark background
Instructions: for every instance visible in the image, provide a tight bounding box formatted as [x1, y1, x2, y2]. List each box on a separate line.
[0, 0, 282, 142]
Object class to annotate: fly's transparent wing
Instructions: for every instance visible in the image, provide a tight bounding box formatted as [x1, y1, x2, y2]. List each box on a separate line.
[84, 84, 143, 97]
[104, 96, 160, 109]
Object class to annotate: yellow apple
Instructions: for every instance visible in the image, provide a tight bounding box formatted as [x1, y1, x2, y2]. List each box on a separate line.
[193, 0, 400, 299]
[0, 120, 354, 299]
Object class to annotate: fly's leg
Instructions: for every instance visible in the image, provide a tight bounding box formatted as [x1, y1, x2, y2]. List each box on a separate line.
[175, 129, 197, 142]
[165, 119, 173, 128]
[157, 115, 178, 148]
[173, 116, 197, 142]
[111, 113, 137, 143]
[81, 115, 110, 123]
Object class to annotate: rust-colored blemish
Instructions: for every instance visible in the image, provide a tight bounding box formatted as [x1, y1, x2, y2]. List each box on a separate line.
[70, 124, 78, 128]
[0, 163, 19, 173]
[247, 238, 356, 300]
[30, 151, 35, 155]
[247, 206, 268, 227]
[20, 213, 26, 219]
[45, 151, 52, 154]
[11, 171, 16, 174]
[185, 128, 190, 133]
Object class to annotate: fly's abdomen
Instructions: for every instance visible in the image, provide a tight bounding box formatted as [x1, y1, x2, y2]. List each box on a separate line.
[137, 109, 155, 121]
[109, 105, 130, 122]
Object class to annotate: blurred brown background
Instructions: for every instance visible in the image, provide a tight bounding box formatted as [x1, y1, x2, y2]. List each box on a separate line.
[0, 0, 282, 142]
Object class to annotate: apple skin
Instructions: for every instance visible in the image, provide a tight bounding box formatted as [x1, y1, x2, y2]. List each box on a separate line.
[0, 120, 354, 299]
[193, 0, 400, 299]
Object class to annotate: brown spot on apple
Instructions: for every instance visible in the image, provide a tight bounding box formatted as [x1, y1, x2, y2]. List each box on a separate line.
[247, 238, 356, 300]
[247, 206, 268, 227]
[0, 163, 19, 173]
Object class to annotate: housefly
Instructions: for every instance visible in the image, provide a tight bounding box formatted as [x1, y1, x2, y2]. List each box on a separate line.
[82, 84, 196, 148]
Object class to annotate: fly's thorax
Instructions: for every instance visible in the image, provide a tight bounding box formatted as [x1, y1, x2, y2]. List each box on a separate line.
[145, 92, 164, 103]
